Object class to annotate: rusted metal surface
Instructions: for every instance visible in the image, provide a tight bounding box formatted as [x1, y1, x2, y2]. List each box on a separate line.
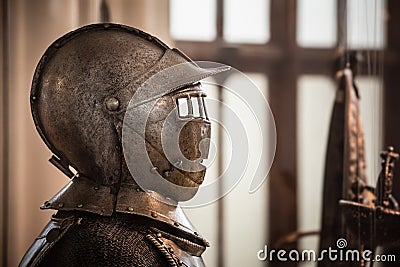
[341, 147, 400, 247]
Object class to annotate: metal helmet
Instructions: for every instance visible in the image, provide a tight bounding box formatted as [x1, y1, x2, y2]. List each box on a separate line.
[31, 23, 228, 204]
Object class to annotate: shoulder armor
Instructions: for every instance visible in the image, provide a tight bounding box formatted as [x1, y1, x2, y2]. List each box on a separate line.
[19, 215, 75, 267]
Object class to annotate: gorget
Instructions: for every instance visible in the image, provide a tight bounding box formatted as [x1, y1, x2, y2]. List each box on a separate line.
[41, 175, 207, 246]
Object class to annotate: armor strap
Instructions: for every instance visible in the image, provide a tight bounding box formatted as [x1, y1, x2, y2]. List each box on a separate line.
[150, 228, 207, 257]
[146, 228, 206, 267]
[19, 215, 75, 267]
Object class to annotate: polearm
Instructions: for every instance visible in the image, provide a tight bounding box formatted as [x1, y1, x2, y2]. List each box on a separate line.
[318, 61, 375, 266]
[317, 68, 346, 267]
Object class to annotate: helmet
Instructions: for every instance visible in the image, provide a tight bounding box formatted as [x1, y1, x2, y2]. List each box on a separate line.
[31, 23, 228, 208]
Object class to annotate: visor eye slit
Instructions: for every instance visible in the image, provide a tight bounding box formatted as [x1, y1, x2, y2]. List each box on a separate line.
[177, 98, 189, 117]
[175, 92, 208, 119]
[186, 97, 193, 116]
[191, 97, 202, 118]
[197, 97, 205, 118]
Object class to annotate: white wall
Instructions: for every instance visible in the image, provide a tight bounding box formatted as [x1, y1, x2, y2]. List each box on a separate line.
[3, 1, 169, 265]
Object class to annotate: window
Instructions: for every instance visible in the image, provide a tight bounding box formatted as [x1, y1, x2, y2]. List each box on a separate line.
[170, 2, 387, 266]
[347, 0, 386, 49]
[297, 0, 337, 47]
[224, 0, 270, 43]
[170, 0, 216, 41]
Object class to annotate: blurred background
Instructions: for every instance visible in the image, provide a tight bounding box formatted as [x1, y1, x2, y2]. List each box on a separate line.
[1, 0, 400, 266]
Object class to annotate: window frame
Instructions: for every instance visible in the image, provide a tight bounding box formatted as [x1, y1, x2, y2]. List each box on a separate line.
[171, 1, 397, 266]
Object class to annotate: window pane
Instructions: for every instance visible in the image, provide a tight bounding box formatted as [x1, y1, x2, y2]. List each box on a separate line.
[170, 0, 216, 41]
[185, 75, 270, 266]
[223, 73, 269, 267]
[297, 75, 336, 258]
[177, 98, 189, 117]
[347, 0, 386, 49]
[297, 0, 337, 47]
[191, 97, 201, 118]
[224, 0, 270, 44]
